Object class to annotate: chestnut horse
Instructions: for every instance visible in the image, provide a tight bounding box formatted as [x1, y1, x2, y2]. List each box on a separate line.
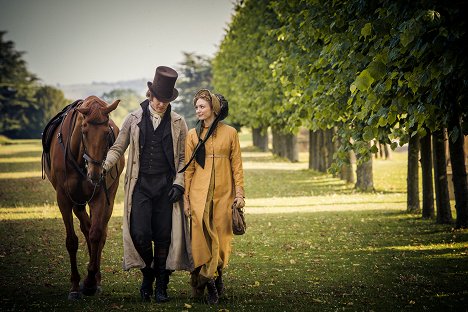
[43, 96, 124, 299]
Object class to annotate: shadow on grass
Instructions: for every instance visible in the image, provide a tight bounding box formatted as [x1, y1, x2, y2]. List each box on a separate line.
[0, 177, 57, 207]
[246, 168, 353, 198]
[0, 175, 126, 208]
[0, 150, 42, 159]
[0, 161, 42, 173]
[1, 210, 467, 311]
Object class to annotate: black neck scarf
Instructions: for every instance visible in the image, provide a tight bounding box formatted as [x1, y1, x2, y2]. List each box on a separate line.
[178, 115, 222, 173]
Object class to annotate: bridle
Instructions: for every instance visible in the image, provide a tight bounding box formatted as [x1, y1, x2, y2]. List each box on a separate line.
[58, 105, 115, 206]
[80, 116, 114, 206]
[81, 117, 111, 173]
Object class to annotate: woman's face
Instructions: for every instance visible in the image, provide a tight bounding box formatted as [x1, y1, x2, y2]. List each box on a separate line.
[195, 98, 214, 122]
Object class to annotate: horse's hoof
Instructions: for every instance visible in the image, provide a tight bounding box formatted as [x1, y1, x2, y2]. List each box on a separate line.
[68, 291, 82, 300]
[80, 282, 97, 296]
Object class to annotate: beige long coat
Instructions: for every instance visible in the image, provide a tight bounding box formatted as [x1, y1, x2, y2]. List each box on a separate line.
[104, 103, 193, 271]
[184, 123, 244, 270]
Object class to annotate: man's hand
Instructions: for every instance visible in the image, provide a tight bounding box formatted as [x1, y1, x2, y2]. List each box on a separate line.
[168, 184, 184, 203]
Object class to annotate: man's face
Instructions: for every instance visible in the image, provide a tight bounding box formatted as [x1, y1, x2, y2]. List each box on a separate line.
[150, 96, 170, 114]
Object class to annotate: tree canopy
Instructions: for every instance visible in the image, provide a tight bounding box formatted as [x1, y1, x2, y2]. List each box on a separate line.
[213, 0, 467, 168]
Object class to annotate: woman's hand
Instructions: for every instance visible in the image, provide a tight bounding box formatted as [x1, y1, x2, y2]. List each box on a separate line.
[184, 195, 191, 217]
[233, 196, 245, 209]
[234, 185, 245, 208]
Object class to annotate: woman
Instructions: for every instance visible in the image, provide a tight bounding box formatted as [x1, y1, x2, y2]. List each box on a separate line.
[103, 66, 193, 303]
[183, 89, 245, 304]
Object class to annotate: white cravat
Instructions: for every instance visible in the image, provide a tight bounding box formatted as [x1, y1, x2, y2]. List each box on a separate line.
[148, 104, 163, 130]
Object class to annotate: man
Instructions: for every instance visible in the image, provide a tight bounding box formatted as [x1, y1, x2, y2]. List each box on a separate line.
[103, 66, 193, 302]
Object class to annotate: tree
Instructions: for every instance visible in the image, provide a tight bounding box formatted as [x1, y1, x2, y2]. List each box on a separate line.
[175, 53, 213, 129]
[0, 31, 39, 138]
[420, 130, 435, 219]
[34, 86, 68, 130]
[432, 130, 453, 224]
[407, 131, 420, 213]
[101, 89, 144, 127]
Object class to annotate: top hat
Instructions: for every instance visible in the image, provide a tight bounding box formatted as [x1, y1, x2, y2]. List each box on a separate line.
[147, 66, 179, 102]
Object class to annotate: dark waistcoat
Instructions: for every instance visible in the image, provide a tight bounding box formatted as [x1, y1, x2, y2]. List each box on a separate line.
[138, 101, 175, 176]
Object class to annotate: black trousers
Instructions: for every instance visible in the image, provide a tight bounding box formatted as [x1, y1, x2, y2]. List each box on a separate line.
[131, 172, 172, 268]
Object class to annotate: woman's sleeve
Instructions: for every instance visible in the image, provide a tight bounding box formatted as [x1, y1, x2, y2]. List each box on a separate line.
[184, 130, 196, 195]
[230, 130, 244, 188]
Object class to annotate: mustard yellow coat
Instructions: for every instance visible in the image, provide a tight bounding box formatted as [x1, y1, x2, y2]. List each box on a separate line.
[184, 123, 244, 270]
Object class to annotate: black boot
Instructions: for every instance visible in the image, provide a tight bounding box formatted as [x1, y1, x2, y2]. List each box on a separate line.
[139, 267, 154, 302]
[190, 269, 205, 300]
[215, 268, 224, 297]
[155, 269, 170, 303]
[206, 279, 219, 305]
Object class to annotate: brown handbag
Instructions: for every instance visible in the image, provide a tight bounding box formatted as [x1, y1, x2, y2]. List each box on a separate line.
[232, 204, 246, 235]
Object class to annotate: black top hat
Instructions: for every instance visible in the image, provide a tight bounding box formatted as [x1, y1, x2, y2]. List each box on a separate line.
[147, 66, 179, 102]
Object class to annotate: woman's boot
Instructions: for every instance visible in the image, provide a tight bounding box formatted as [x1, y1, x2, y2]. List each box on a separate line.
[215, 268, 224, 297]
[190, 270, 205, 299]
[206, 279, 219, 304]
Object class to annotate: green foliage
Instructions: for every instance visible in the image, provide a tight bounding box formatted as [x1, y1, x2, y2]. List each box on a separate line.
[175, 53, 213, 129]
[0, 31, 40, 138]
[101, 89, 144, 128]
[34, 85, 68, 131]
[214, 0, 468, 169]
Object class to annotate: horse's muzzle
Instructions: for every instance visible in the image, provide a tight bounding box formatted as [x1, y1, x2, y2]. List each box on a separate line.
[87, 173, 102, 186]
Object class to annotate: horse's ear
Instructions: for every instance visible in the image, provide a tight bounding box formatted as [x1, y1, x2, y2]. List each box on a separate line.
[102, 99, 120, 114]
[76, 107, 90, 115]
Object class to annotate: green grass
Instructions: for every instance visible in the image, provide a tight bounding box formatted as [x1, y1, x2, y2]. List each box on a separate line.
[0, 137, 467, 311]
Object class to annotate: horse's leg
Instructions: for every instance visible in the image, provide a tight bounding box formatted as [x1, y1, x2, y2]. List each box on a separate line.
[73, 205, 91, 258]
[74, 204, 101, 296]
[83, 187, 116, 295]
[94, 182, 119, 291]
[81, 193, 106, 295]
[57, 191, 81, 300]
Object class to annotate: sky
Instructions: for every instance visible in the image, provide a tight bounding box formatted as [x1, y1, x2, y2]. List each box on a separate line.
[0, 0, 235, 86]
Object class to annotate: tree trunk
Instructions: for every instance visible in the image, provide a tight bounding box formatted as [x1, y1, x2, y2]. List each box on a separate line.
[272, 129, 284, 157]
[252, 127, 268, 152]
[384, 144, 392, 160]
[319, 130, 328, 172]
[355, 145, 374, 191]
[272, 130, 297, 161]
[340, 149, 356, 184]
[309, 130, 315, 170]
[448, 121, 468, 228]
[420, 131, 434, 219]
[379, 142, 384, 159]
[407, 131, 420, 213]
[285, 133, 299, 162]
[311, 130, 322, 171]
[432, 129, 453, 224]
[328, 128, 336, 171]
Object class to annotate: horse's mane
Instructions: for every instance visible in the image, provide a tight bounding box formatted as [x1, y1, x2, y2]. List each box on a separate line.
[81, 96, 110, 124]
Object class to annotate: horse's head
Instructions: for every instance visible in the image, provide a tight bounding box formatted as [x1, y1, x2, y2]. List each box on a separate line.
[76, 96, 120, 185]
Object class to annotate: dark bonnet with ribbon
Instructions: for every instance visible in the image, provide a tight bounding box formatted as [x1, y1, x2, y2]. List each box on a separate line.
[179, 91, 229, 173]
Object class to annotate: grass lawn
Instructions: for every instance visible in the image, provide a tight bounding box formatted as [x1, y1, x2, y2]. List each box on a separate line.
[0, 134, 467, 311]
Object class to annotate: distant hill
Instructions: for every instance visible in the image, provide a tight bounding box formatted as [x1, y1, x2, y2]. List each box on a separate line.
[57, 79, 148, 100]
